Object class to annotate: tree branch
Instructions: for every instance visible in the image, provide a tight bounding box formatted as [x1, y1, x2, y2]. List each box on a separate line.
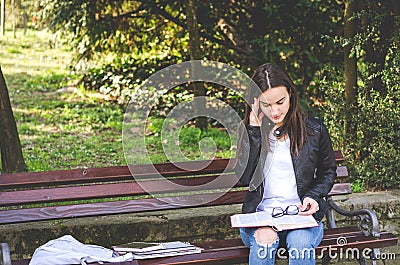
[141, 1, 253, 56]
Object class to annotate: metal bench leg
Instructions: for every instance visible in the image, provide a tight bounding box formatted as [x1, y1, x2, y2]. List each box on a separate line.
[321, 208, 337, 265]
[355, 257, 378, 265]
[321, 254, 332, 265]
[0, 243, 12, 265]
[325, 208, 337, 229]
[326, 197, 380, 237]
[323, 198, 388, 265]
[355, 248, 381, 265]
[369, 248, 381, 265]
[356, 256, 368, 265]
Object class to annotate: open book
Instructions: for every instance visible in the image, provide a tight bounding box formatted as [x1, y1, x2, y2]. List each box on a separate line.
[230, 211, 318, 231]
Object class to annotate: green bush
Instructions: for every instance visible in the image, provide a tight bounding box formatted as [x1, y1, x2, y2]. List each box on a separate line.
[316, 55, 399, 190]
[82, 57, 245, 119]
[81, 55, 184, 104]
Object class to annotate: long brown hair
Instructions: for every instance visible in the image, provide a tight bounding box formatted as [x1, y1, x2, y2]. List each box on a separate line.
[244, 63, 307, 156]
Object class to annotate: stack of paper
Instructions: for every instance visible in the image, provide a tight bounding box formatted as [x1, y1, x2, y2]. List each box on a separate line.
[112, 241, 202, 259]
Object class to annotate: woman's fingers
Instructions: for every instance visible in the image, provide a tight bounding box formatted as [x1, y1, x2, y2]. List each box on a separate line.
[298, 197, 319, 216]
[250, 97, 262, 126]
[258, 112, 264, 122]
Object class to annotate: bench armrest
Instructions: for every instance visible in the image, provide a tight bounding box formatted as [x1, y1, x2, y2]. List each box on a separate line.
[326, 197, 380, 238]
[0, 243, 11, 265]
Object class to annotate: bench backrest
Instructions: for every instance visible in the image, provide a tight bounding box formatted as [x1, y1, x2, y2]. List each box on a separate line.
[0, 151, 350, 224]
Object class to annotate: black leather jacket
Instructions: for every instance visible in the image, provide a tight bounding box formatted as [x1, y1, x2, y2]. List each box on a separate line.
[234, 117, 337, 221]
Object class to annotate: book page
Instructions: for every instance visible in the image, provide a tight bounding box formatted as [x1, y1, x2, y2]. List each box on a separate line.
[272, 214, 318, 231]
[230, 211, 274, 228]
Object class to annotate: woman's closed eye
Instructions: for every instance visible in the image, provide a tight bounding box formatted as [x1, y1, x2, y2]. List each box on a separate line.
[260, 97, 285, 107]
[276, 97, 286, 105]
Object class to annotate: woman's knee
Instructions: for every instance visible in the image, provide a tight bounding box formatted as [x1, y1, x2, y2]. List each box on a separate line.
[248, 227, 279, 263]
[254, 227, 278, 247]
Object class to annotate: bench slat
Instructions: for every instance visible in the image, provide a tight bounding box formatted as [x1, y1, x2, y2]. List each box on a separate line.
[333, 150, 344, 163]
[0, 191, 247, 224]
[0, 174, 239, 206]
[322, 226, 363, 236]
[200, 230, 398, 251]
[194, 227, 370, 250]
[0, 178, 350, 207]
[336, 166, 348, 178]
[0, 166, 132, 188]
[0, 161, 349, 206]
[0, 159, 233, 188]
[327, 183, 351, 196]
[1, 152, 344, 188]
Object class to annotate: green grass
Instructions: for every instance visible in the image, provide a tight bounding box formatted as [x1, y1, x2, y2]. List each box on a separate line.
[1, 29, 126, 171]
[1, 28, 234, 172]
[142, 117, 236, 164]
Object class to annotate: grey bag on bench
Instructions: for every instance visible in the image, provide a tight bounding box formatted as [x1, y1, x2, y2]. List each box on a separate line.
[29, 235, 133, 265]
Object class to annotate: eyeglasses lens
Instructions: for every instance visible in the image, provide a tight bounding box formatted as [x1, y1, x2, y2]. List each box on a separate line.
[286, 205, 299, 215]
[272, 207, 284, 218]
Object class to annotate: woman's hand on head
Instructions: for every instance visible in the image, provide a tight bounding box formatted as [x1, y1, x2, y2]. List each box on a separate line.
[298, 197, 319, 216]
[249, 97, 264, 126]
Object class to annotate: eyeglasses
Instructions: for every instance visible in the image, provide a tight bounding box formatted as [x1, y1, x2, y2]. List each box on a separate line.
[272, 205, 299, 218]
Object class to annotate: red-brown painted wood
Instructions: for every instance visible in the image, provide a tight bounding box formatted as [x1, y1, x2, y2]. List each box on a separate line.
[0, 190, 247, 224]
[0, 174, 239, 206]
[0, 159, 234, 187]
[1, 151, 344, 188]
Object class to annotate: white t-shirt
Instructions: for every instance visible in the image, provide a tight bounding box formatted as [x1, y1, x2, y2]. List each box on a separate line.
[256, 133, 301, 213]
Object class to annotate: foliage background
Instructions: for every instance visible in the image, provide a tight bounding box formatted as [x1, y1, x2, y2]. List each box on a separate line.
[1, 0, 399, 190]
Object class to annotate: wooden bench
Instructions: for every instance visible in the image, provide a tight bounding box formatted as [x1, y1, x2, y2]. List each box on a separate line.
[0, 151, 397, 265]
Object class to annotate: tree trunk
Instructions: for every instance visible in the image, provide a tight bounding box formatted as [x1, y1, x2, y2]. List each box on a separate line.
[343, 0, 358, 142]
[186, 0, 207, 130]
[0, 67, 27, 173]
[12, 0, 16, 38]
[0, 0, 5, 36]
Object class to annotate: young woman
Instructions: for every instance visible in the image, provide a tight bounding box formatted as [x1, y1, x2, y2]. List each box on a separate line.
[234, 63, 337, 264]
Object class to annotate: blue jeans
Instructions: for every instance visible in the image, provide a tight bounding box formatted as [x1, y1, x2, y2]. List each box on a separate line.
[240, 222, 324, 265]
